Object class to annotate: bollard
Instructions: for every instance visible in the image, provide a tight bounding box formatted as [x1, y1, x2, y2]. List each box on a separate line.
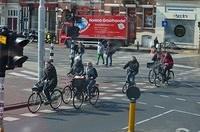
[0, 77, 4, 132]
[137, 41, 139, 51]
[128, 99, 136, 132]
[49, 42, 54, 62]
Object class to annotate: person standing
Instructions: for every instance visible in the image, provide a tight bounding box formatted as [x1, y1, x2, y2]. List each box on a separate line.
[69, 40, 77, 68]
[96, 42, 105, 65]
[77, 42, 85, 61]
[105, 41, 114, 67]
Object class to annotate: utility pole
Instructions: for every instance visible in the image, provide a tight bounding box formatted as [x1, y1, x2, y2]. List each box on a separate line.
[198, 22, 200, 54]
[38, 0, 46, 80]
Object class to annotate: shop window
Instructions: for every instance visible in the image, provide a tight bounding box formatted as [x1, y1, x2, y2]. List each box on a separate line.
[136, 14, 143, 28]
[143, 8, 153, 28]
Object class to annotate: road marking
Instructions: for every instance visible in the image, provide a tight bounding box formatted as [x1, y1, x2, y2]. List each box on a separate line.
[177, 69, 200, 76]
[111, 84, 118, 87]
[137, 101, 147, 105]
[100, 97, 114, 100]
[176, 128, 190, 132]
[39, 109, 55, 113]
[59, 106, 74, 110]
[173, 109, 200, 117]
[154, 105, 165, 109]
[114, 87, 122, 90]
[197, 102, 200, 104]
[160, 95, 169, 98]
[104, 89, 117, 92]
[20, 113, 39, 117]
[112, 94, 124, 97]
[137, 82, 146, 85]
[21, 70, 38, 76]
[122, 110, 174, 130]
[176, 98, 186, 101]
[135, 110, 174, 125]
[22, 88, 32, 92]
[4, 117, 20, 121]
[8, 72, 38, 80]
[101, 86, 109, 89]
[99, 93, 107, 96]
[174, 64, 195, 69]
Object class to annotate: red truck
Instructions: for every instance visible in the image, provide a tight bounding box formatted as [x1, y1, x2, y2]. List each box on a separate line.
[59, 15, 131, 46]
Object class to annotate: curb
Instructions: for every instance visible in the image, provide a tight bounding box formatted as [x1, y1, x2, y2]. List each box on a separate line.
[5, 102, 28, 111]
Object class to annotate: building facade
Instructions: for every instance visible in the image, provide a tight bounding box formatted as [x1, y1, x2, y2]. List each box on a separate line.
[0, 0, 156, 46]
[156, 0, 200, 48]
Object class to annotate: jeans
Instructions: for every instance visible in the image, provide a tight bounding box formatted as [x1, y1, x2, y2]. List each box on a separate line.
[86, 79, 96, 97]
[43, 81, 56, 101]
[106, 54, 112, 66]
[70, 57, 74, 68]
[96, 54, 104, 65]
[126, 71, 136, 85]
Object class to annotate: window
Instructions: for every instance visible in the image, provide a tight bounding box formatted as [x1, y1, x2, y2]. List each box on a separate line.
[143, 8, 153, 28]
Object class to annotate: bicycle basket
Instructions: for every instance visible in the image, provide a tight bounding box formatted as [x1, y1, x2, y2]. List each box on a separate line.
[72, 77, 86, 91]
[147, 62, 155, 68]
[32, 81, 44, 92]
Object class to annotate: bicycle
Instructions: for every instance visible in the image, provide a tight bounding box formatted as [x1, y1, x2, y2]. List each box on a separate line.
[72, 75, 100, 109]
[152, 63, 175, 87]
[147, 61, 157, 84]
[122, 73, 136, 94]
[27, 81, 63, 113]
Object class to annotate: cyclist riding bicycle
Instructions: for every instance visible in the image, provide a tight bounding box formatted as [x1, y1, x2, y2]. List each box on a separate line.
[123, 56, 139, 86]
[160, 51, 174, 82]
[37, 60, 57, 104]
[84, 62, 98, 98]
[68, 55, 84, 76]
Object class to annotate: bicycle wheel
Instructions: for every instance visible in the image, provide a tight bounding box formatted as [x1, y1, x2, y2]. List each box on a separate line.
[27, 92, 42, 113]
[155, 73, 162, 87]
[122, 83, 128, 94]
[166, 70, 175, 83]
[73, 91, 84, 109]
[50, 89, 62, 110]
[148, 69, 155, 83]
[89, 86, 99, 105]
[62, 86, 72, 104]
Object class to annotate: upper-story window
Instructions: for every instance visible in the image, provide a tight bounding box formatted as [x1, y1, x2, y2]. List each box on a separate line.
[8, 9, 18, 17]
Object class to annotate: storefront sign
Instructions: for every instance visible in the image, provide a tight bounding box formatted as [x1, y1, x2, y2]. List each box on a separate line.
[76, 15, 127, 39]
[165, 12, 196, 20]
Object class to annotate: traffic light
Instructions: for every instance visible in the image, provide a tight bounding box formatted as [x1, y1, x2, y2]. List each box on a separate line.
[67, 26, 80, 39]
[198, 21, 200, 28]
[0, 27, 8, 77]
[0, 27, 29, 70]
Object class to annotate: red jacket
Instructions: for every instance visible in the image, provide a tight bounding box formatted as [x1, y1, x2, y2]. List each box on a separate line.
[161, 52, 174, 68]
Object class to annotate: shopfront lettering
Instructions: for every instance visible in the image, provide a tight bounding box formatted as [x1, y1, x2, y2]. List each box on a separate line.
[174, 14, 188, 19]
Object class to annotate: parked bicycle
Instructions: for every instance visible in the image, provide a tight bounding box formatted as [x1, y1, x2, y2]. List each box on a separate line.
[27, 81, 62, 113]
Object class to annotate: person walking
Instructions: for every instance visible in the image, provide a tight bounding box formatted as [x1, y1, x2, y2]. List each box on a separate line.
[69, 40, 78, 68]
[96, 41, 105, 65]
[77, 42, 85, 61]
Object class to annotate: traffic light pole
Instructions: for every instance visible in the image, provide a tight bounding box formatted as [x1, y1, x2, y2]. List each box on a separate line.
[0, 77, 5, 132]
[38, 0, 46, 80]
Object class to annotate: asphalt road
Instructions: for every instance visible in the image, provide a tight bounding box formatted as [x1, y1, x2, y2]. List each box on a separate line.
[3, 44, 200, 132]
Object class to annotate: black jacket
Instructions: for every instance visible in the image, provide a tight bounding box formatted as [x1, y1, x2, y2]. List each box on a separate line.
[42, 63, 57, 88]
[68, 60, 84, 75]
[123, 60, 139, 74]
[85, 67, 98, 80]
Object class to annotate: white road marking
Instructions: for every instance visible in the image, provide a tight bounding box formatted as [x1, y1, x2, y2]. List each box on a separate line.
[137, 82, 146, 85]
[104, 89, 117, 92]
[111, 84, 118, 87]
[21, 70, 38, 76]
[4, 117, 20, 121]
[197, 102, 200, 104]
[39, 109, 55, 113]
[20, 113, 39, 117]
[173, 109, 200, 117]
[112, 94, 124, 97]
[174, 64, 195, 69]
[22, 88, 32, 92]
[99, 93, 107, 96]
[114, 87, 122, 90]
[154, 105, 165, 109]
[137, 102, 147, 105]
[101, 86, 109, 89]
[177, 69, 200, 76]
[59, 106, 73, 110]
[160, 95, 169, 98]
[8, 72, 38, 80]
[176, 98, 186, 101]
[100, 97, 114, 100]
[122, 110, 174, 130]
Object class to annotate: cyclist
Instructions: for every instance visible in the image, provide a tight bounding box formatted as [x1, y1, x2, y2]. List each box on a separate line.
[160, 51, 174, 82]
[39, 60, 57, 104]
[84, 62, 98, 98]
[68, 55, 84, 76]
[123, 56, 139, 86]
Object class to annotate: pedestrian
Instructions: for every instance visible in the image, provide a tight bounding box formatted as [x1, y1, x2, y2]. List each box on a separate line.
[154, 37, 159, 48]
[96, 41, 105, 65]
[77, 42, 85, 61]
[68, 55, 84, 75]
[105, 40, 114, 67]
[69, 40, 77, 68]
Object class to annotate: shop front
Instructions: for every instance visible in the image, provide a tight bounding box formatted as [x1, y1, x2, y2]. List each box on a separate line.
[156, 1, 200, 49]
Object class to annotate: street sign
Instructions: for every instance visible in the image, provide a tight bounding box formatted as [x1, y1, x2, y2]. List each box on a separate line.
[162, 20, 168, 28]
[126, 86, 141, 101]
